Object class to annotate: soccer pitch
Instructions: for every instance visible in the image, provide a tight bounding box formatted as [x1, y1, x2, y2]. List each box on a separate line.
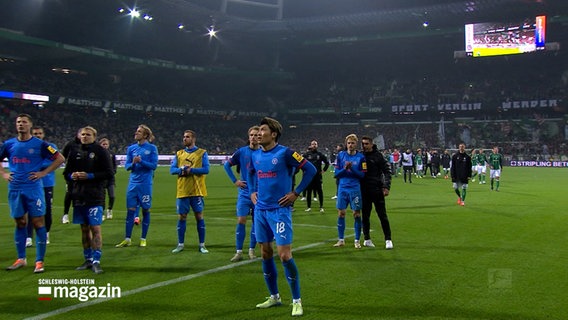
[0, 166, 567, 320]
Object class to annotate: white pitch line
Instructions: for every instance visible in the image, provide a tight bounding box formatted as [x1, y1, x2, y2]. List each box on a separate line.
[24, 235, 351, 320]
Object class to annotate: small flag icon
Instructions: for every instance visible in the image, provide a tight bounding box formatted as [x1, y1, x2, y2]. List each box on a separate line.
[38, 286, 52, 301]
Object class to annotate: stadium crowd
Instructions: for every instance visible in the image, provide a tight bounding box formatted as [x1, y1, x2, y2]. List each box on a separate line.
[1, 48, 566, 160]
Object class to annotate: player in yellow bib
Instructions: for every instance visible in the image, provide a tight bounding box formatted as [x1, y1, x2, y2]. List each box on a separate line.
[170, 130, 210, 254]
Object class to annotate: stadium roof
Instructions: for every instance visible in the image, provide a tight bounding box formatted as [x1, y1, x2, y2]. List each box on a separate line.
[0, 0, 567, 73]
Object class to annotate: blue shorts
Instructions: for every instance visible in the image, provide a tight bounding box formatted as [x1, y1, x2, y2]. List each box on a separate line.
[177, 197, 204, 214]
[254, 207, 293, 246]
[73, 206, 103, 226]
[8, 188, 45, 219]
[236, 194, 254, 217]
[336, 187, 362, 211]
[126, 183, 152, 210]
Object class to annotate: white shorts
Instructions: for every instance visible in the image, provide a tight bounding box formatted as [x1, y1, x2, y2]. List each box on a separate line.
[490, 169, 501, 179]
[477, 164, 487, 174]
[453, 182, 468, 190]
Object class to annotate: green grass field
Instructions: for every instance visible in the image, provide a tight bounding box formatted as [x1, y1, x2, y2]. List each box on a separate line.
[1, 166, 567, 320]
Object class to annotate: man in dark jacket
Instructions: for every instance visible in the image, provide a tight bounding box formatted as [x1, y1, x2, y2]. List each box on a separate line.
[302, 140, 330, 213]
[360, 136, 393, 249]
[63, 126, 114, 274]
[430, 150, 441, 178]
[451, 143, 472, 206]
[61, 130, 81, 224]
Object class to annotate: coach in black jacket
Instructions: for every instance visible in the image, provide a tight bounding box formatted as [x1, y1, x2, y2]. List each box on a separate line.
[360, 136, 393, 250]
[63, 126, 114, 274]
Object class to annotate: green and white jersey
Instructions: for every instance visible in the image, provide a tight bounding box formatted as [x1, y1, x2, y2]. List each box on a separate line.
[415, 155, 423, 165]
[476, 154, 487, 166]
[471, 154, 479, 166]
[488, 153, 503, 170]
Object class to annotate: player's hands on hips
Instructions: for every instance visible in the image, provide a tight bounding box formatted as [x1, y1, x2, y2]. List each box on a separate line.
[278, 192, 297, 207]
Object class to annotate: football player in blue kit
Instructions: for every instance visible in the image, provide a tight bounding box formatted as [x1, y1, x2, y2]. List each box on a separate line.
[249, 117, 316, 317]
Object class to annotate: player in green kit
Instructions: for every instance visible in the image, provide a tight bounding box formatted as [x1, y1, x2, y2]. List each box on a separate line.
[470, 149, 478, 182]
[415, 149, 424, 178]
[476, 149, 488, 184]
[488, 146, 503, 191]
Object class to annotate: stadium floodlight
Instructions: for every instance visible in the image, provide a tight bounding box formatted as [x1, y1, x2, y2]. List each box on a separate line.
[178, 24, 185, 30]
[207, 26, 218, 38]
[130, 9, 140, 18]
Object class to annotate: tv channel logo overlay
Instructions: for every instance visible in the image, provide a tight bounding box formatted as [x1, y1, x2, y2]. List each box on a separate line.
[38, 278, 121, 301]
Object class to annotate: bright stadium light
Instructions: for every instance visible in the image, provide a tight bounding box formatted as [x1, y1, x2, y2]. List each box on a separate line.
[207, 26, 218, 38]
[130, 9, 140, 18]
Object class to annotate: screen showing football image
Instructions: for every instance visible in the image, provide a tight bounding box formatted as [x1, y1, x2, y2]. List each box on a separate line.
[465, 15, 546, 57]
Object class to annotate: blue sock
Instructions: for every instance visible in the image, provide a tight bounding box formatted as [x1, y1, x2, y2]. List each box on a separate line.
[249, 224, 257, 249]
[125, 209, 136, 238]
[35, 226, 47, 262]
[337, 217, 346, 239]
[83, 248, 93, 261]
[92, 249, 102, 263]
[15, 226, 27, 259]
[236, 223, 245, 251]
[262, 257, 279, 296]
[354, 216, 362, 241]
[141, 210, 150, 239]
[177, 220, 187, 244]
[283, 258, 301, 300]
[197, 219, 206, 244]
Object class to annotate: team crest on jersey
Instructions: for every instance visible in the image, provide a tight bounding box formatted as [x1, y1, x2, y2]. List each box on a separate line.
[144, 150, 150, 155]
[89, 152, 95, 159]
[272, 158, 278, 165]
[292, 152, 303, 163]
[28, 148, 35, 154]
